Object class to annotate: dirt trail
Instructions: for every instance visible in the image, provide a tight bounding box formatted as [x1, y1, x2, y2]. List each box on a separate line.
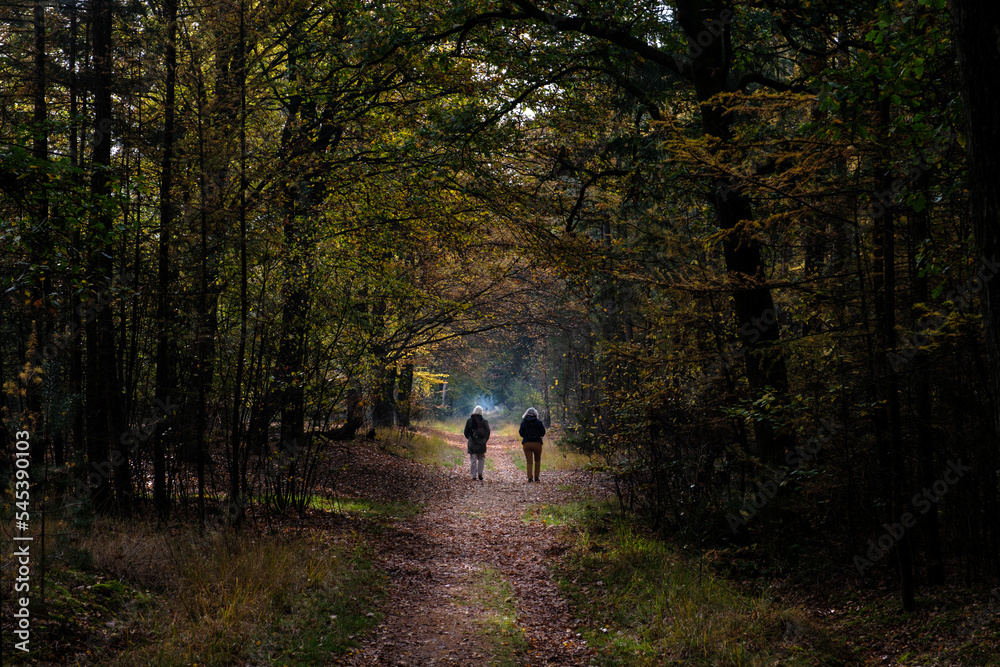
[344, 430, 597, 666]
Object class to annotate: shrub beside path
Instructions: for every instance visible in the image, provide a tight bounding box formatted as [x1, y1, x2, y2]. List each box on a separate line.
[343, 428, 598, 666]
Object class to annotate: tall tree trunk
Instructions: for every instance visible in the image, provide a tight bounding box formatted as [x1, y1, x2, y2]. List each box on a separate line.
[542, 342, 551, 427]
[397, 362, 414, 428]
[872, 99, 913, 610]
[277, 197, 308, 451]
[29, 0, 49, 467]
[228, 0, 249, 526]
[194, 81, 214, 508]
[67, 1, 84, 467]
[86, 0, 127, 515]
[909, 181, 945, 585]
[372, 361, 397, 428]
[152, 0, 178, 522]
[675, 0, 792, 466]
[32, 0, 46, 194]
[952, 0, 1000, 576]
[275, 34, 321, 455]
[191, 0, 241, 521]
[953, 0, 1000, 436]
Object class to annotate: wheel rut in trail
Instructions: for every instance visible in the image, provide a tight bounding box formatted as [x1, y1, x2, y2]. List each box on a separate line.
[343, 431, 597, 666]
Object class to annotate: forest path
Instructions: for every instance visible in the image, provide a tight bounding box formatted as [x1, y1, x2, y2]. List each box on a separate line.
[343, 429, 597, 666]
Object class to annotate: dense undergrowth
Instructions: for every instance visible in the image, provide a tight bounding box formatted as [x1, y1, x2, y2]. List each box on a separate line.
[1, 508, 394, 666]
[527, 499, 1000, 666]
[528, 500, 853, 666]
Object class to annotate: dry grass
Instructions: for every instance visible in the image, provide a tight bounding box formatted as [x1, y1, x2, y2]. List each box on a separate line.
[490, 421, 522, 438]
[380, 426, 465, 468]
[124, 533, 325, 665]
[80, 519, 175, 590]
[72, 520, 384, 666]
[511, 433, 592, 472]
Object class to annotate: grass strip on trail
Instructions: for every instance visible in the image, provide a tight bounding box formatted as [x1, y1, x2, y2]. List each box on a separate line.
[526, 501, 852, 666]
[461, 566, 530, 667]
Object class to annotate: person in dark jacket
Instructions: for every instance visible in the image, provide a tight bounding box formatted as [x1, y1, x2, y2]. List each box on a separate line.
[519, 407, 546, 482]
[464, 405, 491, 481]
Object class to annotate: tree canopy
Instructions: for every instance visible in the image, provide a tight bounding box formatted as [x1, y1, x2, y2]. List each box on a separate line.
[3, 0, 1000, 613]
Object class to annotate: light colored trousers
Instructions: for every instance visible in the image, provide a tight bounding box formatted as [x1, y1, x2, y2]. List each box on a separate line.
[470, 453, 485, 478]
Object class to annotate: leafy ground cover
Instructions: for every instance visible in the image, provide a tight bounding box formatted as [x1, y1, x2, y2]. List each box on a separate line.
[788, 584, 1000, 666]
[529, 501, 852, 666]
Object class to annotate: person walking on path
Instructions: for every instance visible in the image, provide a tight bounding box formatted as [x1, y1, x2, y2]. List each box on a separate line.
[519, 407, 546, 482]
[464, 405, 491, 481]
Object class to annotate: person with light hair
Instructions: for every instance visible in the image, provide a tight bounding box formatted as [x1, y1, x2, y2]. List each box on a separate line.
[464, 405, 491, 481]
[519, 407, 546, 483]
